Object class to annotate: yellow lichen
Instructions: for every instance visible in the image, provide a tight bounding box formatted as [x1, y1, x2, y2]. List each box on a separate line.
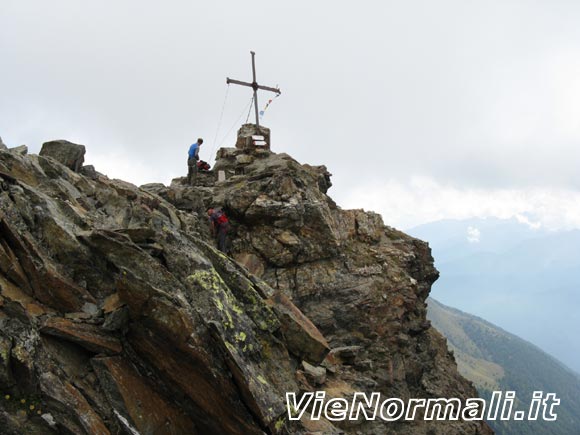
[274, 416, 285, 431]
[232, 304, 244, 315]
[224, 341, 237, 354]
[213, 297, 224, 311]
[223, 308, 234, 328]
[186, 269, 226, 293]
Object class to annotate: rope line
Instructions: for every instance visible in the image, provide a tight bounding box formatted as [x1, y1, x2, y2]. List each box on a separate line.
[214, 96, 254, 153]
[245, 95, 254, 124]
[209, 85, 230, 162]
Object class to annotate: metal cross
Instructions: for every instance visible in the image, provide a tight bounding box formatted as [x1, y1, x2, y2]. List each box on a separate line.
[227, 51, 281, 129]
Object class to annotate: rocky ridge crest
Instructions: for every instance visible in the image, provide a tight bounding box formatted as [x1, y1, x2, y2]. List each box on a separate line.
[0, 139, 492, 434]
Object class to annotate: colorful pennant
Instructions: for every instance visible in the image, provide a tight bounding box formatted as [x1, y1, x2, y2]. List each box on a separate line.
[259, 93, 280, 119]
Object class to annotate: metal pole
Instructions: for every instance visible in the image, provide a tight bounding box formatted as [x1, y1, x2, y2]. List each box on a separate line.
[254, 89, 260, 129]
[251, 51, 257, 82]
[250, 51, 260, 129]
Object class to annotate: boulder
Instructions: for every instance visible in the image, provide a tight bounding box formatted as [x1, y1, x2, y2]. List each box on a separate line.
[80, 164, 98, 179]
[301, 360, 326, 385]
[9, 144, 27, 155]
[40, 139, 86, 172]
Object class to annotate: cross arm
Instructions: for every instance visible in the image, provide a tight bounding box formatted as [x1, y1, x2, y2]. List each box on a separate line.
[226, 78, 253, 88]
[257, 84, 281, 95]
[226, 78, 281, 95]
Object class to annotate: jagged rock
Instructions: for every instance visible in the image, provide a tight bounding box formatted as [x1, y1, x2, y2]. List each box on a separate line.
[40, 140, 86, 172]
[40, 317, 122, 355]
[327, 345, 362, 365]
[234, 252, 265, 277]
[8, 145, 27, 155]
[300, 420, 343, 435]
[0, 136, 6, 150]
[101, 306, 129, 332]
[266, 291, 330, 365]
[0, 331, 13, 388]
[301, 360, 327, 385]
[0, 273, 51, 318]
[0, 218, 96, 312]
[102, 293, 123, 313]
[139, 182, 166, 196]
[79, 164, 98, 179]
[92, 356, 198, 434]
[0, 139, 492, 435]
[81, 302, 99, 316]
[304, 163, 332, 193]
[351, 209, 384, 242]
[39, 372, 109, 434]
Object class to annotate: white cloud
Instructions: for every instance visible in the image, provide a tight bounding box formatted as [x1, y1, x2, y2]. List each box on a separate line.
[338, 176, 580, 231]
[85, 149, 174, 187]
[514, 213, 542, 230]
[466, 226, 481, 243]
[3, 1, 580, 233]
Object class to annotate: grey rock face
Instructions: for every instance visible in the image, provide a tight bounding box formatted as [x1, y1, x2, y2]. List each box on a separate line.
[0, 141, 492, 435]
[40, 139, 86, 172]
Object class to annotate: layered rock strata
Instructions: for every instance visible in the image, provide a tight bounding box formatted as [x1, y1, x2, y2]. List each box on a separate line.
[0, 141, 492, 434]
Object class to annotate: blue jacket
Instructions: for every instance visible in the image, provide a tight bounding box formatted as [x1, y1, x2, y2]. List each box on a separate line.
[188, 142, 200, 159]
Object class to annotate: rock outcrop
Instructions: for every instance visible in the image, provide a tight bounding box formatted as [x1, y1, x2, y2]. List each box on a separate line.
[0, 140, 492, 434]
[39, 140, 86, 172]
[7, 145, 27, 156]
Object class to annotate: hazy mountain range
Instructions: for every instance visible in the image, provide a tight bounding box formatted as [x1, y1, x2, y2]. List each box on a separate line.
[428, 297, 580, 435]
[408, 217, 580, 374]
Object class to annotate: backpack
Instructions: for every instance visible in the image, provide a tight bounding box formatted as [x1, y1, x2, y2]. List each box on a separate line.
[197, 160, 211, 171]
[213, 210, 228, 225]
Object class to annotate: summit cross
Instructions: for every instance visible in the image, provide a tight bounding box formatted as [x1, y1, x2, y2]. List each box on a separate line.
[226, 51, 281, 129]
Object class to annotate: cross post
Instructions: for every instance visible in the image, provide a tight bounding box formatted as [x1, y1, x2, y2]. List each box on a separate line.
[226, 51, 281, 130]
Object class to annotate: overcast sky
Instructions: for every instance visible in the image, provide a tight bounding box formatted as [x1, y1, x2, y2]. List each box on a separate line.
[2, 1, 580, 230]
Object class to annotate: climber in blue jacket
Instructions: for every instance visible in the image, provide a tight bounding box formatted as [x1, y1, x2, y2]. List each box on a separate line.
[187, 138, 203, 185]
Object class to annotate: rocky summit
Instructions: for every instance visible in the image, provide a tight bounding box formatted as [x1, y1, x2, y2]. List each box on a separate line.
[0, 136, 492, 434]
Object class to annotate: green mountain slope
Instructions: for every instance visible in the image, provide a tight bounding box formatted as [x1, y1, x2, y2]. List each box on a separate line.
[427, 297, 580, 435]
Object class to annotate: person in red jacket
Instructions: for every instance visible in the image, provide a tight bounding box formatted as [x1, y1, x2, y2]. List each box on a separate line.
[207, 208, 230, 253]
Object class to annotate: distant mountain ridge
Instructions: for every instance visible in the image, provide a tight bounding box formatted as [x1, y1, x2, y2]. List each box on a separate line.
[408, 217, 580, 373]
[428, 297, 580, 435]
